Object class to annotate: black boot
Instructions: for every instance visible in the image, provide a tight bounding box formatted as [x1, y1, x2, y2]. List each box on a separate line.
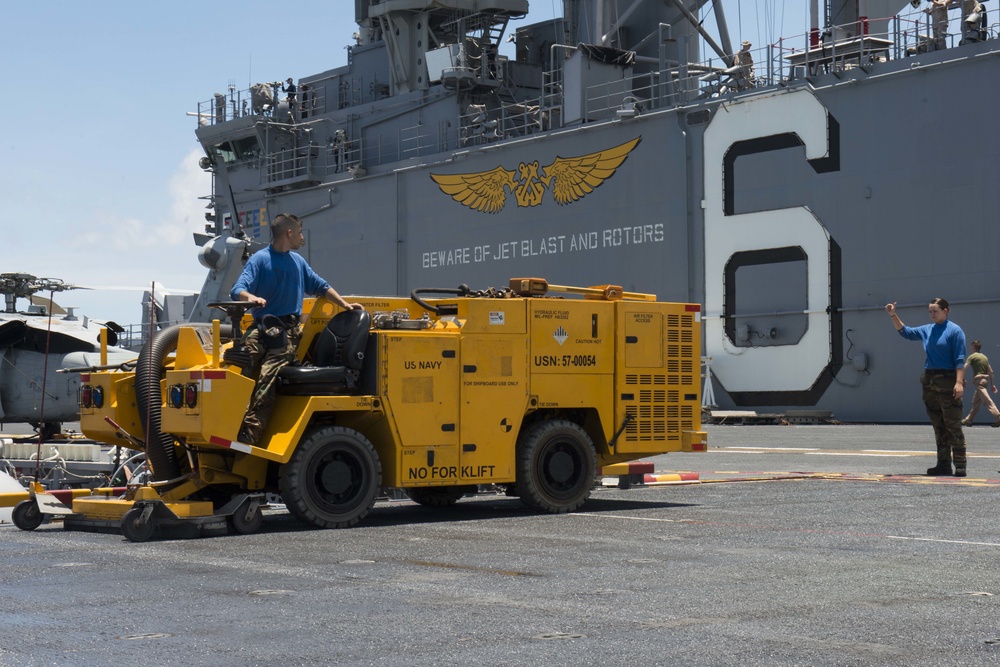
[954, 468, 967, 477]
[926, 464, 952, 476]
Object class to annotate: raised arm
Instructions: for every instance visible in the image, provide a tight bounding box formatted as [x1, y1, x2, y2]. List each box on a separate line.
[885, 302, 904, 331]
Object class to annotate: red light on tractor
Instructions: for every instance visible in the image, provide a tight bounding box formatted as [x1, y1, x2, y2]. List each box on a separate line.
[80, 385, 93, 408]
[185, 383, 198, 409]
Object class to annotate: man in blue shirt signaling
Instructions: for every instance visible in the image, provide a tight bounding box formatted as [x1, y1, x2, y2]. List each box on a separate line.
[231, 213, 364, 444]
[887, 297, 967, 476]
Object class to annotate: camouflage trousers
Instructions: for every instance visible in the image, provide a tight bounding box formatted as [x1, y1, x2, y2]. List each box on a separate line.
[920, 371, 967, 471]
[240, 323, 303, 443]
[931, 9, 948, 50]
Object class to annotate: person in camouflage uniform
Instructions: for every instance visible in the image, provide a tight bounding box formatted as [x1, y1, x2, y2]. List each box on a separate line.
[886, 298, 968, 477]
[238, 319, 304, 443]
[231, 213, 363, 444]
[925, 0, 952, 51]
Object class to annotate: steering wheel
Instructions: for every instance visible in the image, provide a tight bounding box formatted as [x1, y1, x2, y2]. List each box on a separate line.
[207, 301, 258, 338]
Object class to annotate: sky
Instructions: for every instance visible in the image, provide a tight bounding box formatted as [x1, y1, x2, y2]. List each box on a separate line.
[2, 0, 806, 327]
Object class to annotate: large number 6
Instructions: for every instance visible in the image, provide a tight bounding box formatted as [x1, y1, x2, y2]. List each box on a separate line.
[704, 90, 842, 405]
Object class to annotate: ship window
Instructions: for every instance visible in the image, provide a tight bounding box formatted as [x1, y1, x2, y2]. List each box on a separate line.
[213, 136, 260, 164]
[214, 142, 236, 163]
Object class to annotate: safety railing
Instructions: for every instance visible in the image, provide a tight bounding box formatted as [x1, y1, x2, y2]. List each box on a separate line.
[772, 8, 996, 80]
[115, 319, 188, 351]
[194, 8, 997, 175]
[195, 83, 329, 126]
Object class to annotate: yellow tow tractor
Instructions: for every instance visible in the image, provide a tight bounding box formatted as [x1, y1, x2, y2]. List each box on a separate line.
[51, 278, 705, 541]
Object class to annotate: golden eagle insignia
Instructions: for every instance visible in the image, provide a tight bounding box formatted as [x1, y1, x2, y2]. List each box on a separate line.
[430, 137, 641, 213]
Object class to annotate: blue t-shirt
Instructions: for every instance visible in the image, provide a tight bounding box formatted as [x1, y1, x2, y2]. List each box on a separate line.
[230, 246, 331, 320]
[898, 320, 966, 370]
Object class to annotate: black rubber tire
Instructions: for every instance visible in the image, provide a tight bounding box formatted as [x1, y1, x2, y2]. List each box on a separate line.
[12, 500, 44, 531]
[405, 486, 468, 507]
[120, 507, 157, 543]
[516, 419, 596, 513]
[279, 426, 381, 528]
[228, 501, 263, 535]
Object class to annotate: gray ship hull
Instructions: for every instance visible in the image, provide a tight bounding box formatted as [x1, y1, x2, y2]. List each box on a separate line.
[191, 3, 1000, 423]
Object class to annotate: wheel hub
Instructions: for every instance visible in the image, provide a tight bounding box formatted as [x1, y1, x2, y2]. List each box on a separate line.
[321, 459, 353, 496]
[547, 450, 575, 484]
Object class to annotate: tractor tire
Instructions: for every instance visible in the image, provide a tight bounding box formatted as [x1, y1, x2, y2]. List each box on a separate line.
[516, 419, 596, 513]
[279, 426, 381, 528]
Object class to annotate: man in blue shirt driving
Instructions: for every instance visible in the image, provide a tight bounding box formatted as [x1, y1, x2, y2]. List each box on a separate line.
[231, 213, 363, 444]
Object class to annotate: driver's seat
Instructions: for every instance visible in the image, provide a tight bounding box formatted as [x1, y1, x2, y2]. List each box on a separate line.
[277, 309, 371, 395]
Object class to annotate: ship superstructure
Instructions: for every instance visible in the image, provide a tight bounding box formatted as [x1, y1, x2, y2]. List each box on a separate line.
[188, 0, 1000, 422]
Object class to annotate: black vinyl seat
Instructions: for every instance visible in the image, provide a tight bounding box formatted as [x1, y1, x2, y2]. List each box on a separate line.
[277, 309, 371, 395]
